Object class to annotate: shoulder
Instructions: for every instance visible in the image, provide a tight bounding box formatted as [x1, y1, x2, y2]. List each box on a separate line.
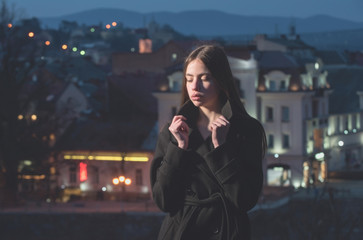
[233, 115, 264, 134]
[158, 123, 171, 141]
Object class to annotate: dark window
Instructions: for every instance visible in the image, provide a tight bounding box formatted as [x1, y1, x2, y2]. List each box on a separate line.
[135, 169, 143, 186]
[312, 100, 319, 118]
[268, 134, 274, 149]
[70, 167, 77, 183]
[280, 80, 286, 90]
[269, 81, 276, 91]
[282, 134, 290, 149]
[281, 106, 289, 122]
[266, 107, 274, 122]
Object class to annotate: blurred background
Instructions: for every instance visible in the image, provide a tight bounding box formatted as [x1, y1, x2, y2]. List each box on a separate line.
[0, 0, 362, 239]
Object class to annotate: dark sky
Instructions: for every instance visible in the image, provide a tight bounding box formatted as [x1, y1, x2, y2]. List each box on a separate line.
[8, 0, 363, 22]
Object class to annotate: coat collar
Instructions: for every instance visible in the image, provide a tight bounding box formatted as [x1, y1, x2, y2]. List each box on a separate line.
[177, 99, 234, 127]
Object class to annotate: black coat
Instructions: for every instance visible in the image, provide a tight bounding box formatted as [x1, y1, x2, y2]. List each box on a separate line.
[150, 100, 264, 240]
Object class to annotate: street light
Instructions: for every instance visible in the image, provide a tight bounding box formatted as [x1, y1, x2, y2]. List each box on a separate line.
[31, 114, 37, 121]
[125, 178, 131, 185]
[119, 176, 125, 183]
[112, 177, 120, 185]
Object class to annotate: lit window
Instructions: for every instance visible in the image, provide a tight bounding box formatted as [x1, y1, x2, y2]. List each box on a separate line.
[171, 53, 177, 61]
[315, 62, 319, 70]
[79, 162, 87, 182]
[267, 164, 291, 186]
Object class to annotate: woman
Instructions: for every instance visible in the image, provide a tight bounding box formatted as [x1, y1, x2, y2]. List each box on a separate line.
[150, 45, 266, 240]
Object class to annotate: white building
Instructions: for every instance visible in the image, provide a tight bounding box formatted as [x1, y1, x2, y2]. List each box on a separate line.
[255, 51, 331, 188]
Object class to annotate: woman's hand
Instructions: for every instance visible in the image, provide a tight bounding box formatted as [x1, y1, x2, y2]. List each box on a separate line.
[169, 115, 189, 149]
[210, 115, 230, 148]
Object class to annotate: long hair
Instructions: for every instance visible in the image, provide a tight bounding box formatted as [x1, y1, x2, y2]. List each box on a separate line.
[181, 44, 266, 157]
[181, 44, 247, 115]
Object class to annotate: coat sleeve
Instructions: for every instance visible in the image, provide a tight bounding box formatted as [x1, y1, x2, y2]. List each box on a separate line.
[203, 117, 264, 212]
[150, 124, 191, 213]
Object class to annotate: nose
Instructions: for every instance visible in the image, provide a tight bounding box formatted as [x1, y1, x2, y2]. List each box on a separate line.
[191, 79, 200, 91]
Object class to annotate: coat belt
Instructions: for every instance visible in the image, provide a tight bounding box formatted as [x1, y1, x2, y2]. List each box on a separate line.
[181, 192, 231, 240]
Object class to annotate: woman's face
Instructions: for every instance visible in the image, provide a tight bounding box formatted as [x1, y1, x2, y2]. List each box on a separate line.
[185, 59, 220, 109]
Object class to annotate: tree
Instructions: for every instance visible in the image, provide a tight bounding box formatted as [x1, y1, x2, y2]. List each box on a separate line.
[0, 0, 45, 206]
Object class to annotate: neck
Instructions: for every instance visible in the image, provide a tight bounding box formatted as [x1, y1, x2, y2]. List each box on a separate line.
[198, 104, 222, 126]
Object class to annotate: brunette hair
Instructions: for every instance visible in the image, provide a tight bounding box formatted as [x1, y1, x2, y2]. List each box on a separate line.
[181, 44, 266, 157]
[181, 44, 247, 116]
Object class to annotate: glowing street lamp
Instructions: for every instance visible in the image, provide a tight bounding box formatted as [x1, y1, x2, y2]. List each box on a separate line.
[112, 22, 117, 27]
[112, 177, 120, 185]
[119, 176, 125, 183]
[105, 24, 111, 29]
[45, 40, 50, 46]
[62, 44, 68, 50]
[28, 32, 34, 38]
[125, 178, 131, 186]
[7, 23, 12, 28]
[31, 114, 37, 121]
[18, 114, 24, 120]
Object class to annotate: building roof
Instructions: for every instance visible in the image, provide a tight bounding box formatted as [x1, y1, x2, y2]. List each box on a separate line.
[225, 45, 254, 60]
[57, 118, 155, 151]
[254, 51, 305, 90]
[327, 66, 363, 114]
[316, 50, 348, 65]
[254, 51, 302, 69]
[268, 36, 315, 50]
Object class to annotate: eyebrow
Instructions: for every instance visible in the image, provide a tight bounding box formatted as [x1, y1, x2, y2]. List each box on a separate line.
[185, 73, 211, 77]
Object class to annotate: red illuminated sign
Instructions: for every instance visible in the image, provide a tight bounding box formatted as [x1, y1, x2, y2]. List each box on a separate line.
[79, 162, 87, 182]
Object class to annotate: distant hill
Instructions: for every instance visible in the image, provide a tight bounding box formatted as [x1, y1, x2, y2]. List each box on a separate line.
[40, 8, 363, 36]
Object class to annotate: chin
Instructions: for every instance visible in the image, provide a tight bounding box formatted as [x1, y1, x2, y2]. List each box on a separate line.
[191, 100, 203, 107]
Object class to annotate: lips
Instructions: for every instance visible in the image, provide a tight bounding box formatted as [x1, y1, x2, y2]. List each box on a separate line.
[191, 93, 203, 101]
